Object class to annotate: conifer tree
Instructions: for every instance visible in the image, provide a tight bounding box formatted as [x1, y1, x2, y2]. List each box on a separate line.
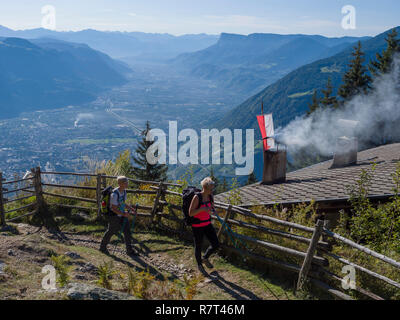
[215, 177, 229, 194]
[246, 171, 257, 185]
[320, 78, 338, 109]
[209, 166, 220, 191]
[369, 28, 400, 77]
[338, 41, 371, 102]
[306, 90, 320, 116]
[130, 121, 168, 181]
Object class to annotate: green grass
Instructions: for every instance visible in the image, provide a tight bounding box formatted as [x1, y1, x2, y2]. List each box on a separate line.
[288, 90, 314, 99]
[320, 65, 341, 73]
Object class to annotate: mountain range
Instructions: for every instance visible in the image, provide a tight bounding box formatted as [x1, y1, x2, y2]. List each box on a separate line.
[0, 37, 130, 119]
[0, 25, 219, 61]
[172, 33, 370, 95]
[214, 27, 400, 134]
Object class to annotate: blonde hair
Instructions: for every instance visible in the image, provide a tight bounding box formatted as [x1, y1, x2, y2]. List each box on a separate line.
[117, 176, 128, 184]
[201, 177, 215, 188]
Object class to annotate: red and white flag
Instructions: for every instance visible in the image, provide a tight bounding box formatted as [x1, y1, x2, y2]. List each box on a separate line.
[257, 113, 275, 151]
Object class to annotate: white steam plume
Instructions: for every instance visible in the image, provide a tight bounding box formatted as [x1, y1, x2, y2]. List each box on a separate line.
[276, 55, 400, 157]
[74, 113, 95, 127]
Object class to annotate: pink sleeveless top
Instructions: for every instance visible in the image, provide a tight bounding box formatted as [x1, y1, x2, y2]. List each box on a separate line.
[192, 197, 212, 228]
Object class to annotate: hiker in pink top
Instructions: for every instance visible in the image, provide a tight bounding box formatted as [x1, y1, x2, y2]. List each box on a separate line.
[189, 177, 220, 274]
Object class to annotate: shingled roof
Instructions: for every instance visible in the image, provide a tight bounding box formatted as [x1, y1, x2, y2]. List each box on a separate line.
[215, 143, 400, 207]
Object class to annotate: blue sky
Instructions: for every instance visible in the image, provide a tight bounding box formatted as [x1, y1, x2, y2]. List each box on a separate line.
[0, 0, 399, 36]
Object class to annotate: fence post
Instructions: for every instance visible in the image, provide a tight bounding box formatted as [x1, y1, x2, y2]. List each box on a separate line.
[217, 204, 232, 240]
[32, 167, 45, 210]
[0, 172, 5, 228]
[156, 186, 168, 226]
[101, 175, 107, 189]
[32, 166, 58, 230]
[297, 219, 324, 291]
[96, 173, 102, 217]
[151, 182, 164, 223]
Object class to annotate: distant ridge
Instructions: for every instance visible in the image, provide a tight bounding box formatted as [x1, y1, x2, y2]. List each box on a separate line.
[0, 37, 130, 119]
[214, 26, 400, 133]
[0, 25, 219, 61]
[172, 32, 370, 95]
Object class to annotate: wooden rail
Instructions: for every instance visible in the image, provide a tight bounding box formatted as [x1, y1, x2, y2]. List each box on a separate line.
[42, 191, 97, 204]
[4, 202, 36, 214]
[6, 210, 37, 223]
[150, 184, 400, 300]
[1, 168, 400, 300]
[321, 250, 400, 289]
[42, 183, 97, 191]
[225, 218, 330, 250]
[40, 171, 182, 187]
[42, 182, 157, 195]
[5, 195, 34, 204]
[323, 227, 400, 269]
[317, 267, 384, 300]
[2, 177, 34, 185]
[3, 185, 35, 195]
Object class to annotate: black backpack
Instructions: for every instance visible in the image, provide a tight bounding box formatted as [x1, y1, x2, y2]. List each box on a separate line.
[182, 186, 212, 226]
[99, 186, 120, 216]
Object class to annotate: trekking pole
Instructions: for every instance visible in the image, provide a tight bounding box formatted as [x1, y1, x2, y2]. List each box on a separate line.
[213, 209, 251, 252]
[113, 215, 128, 255]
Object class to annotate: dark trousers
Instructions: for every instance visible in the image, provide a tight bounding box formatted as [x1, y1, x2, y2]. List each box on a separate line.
[192, 223, 220, 265]
[100, 215, 133, 251]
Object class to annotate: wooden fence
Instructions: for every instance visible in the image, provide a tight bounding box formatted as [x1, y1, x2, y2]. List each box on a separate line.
[1, 166, 400, 300]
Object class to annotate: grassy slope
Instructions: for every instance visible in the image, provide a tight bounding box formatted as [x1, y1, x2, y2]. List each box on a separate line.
[0, 221, 302, 300]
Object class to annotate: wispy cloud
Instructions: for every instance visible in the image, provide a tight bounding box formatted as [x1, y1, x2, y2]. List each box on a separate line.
[127, 12, 156, 21]
[196, 15, 289, 32]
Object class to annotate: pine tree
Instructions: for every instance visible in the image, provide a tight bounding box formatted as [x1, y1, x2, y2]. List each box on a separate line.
[369, 28, 400, 77]
[320, 78, 338, 109]
[209, 166, 220, 191]
[246, 171, 257, 185]
[130, 121, 168, 181]
[306, 90, 320, 116]
[215, 177, 229, 194]
[338, 41, 371, 102]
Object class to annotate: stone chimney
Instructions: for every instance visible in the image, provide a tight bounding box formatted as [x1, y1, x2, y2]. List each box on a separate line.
[261, 149, 287, 184]
[331, 136, 358, 168]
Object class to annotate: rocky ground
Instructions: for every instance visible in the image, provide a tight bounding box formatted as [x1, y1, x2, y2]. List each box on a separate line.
[0, 222, 298, 300]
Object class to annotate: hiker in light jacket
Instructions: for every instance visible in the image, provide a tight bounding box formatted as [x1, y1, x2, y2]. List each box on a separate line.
[100, 176, 136, 256]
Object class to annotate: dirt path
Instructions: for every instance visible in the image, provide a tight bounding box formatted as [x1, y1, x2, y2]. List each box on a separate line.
[0, 223, 297, 300]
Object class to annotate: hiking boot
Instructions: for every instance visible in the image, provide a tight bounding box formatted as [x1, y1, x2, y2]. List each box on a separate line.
[206, 272, 218, 282]
[197, 264, 207, 276]
[202, 258, 214, 269]
[126, 247, 137, 256]
[100, 247, 110, 255]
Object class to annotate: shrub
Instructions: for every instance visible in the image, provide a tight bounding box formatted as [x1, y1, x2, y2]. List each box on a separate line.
[126, 267, 155, 299]
[97, 261, 116, 290]
[50, 254, 71, 287]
